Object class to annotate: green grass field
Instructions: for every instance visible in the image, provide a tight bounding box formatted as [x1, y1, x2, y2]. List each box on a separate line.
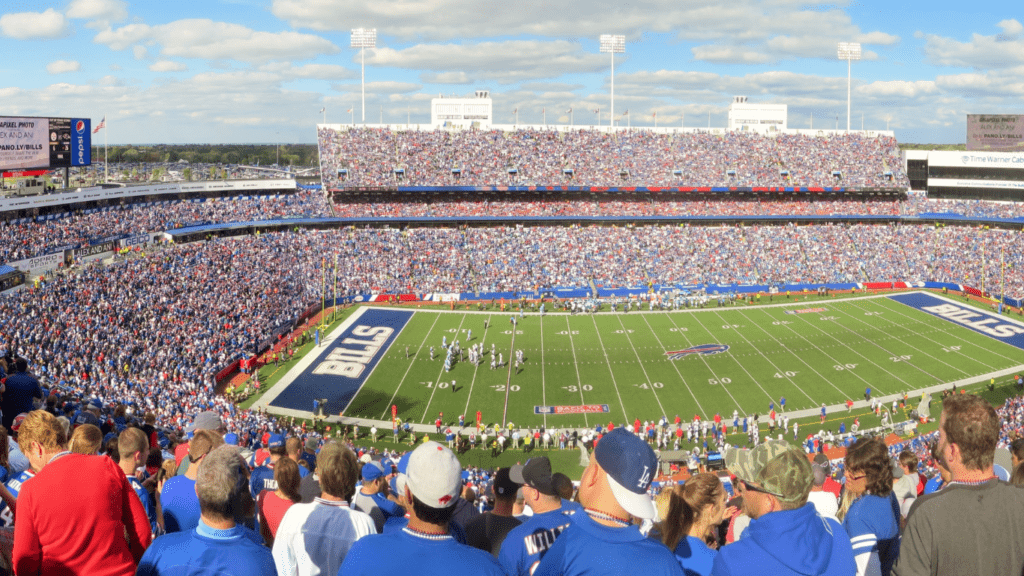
[340, 292, 1024, 430]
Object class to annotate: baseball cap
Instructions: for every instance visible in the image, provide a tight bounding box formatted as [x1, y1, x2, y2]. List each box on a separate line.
[492, 467, 521, 498]
[891, 458, 905, 479]
[305, 436, 319, 451]
[362, 461, 386, 481]
[510, 457, 557, 496]
[406, 442, 461, 509]
[381, 457, 395, 474]
[223, 433, 239, 446]
[185, 410, 222, 433]
[812, 453, 831, 472]
[87, 399, 103, 411]
[267, 434, 285, 449]
[11, 413, 29, 432]
[593, 428, 658, 520]
[726, 440, 813, 505]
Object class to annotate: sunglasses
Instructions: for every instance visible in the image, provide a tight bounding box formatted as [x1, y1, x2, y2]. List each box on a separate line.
[846, 473, 867, 481]
[736, 478, 783, 497]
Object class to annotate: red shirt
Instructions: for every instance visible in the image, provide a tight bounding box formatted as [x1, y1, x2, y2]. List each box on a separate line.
[259, 491, 295, 541]
[14, 453, 151, 576]
[174, 442, 189, 467]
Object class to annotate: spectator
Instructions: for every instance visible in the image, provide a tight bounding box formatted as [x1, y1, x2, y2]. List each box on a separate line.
[894, 450, 921, 514]
[13, 410, 151, 575]
[812, 453, 842, 499]
[1, 358, 43, 431]
[273, 442, 375, 576]
[258, 456, 301, 548]
[161, 429, 225, 533]
[658, 472, 729, 576]
[352, 460, 402, 534]
[499, 456, 571, 575]
[922, 440, 950, 495]
[340, 441, 504, 575]
[806, 462, 839, 519]
[464, 467, 522, 556]
[67, 423, 103, 455]
[533, 428, 680, 576]
[712, 439, 855, 576]
[137, 445, 274, 576]
[251, 434, 287, 499]
[837, 437, 900, 576]
[119, 427, 160, 535]
[894, 394, 1024, 576]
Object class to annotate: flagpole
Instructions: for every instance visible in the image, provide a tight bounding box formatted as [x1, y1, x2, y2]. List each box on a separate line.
[333, 253, 339, 322]
[1000, 248, 1006, 313]
[104, 114, 108, 183]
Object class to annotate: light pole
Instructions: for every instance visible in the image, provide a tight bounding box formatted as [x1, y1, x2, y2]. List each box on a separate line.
[837, 42, 861, 133]
[599, 34, 625, 127]
[351, 28, 377, 124]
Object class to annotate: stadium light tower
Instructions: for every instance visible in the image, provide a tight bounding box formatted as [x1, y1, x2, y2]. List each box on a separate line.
[351, 28, 377, 124]
[600, 35, 625, 127]
[837, 42, 861, 133]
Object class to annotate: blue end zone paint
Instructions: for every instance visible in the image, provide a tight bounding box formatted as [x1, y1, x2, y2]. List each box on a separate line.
[888, 292, 1024, 351]
[269, 309, 413, 414]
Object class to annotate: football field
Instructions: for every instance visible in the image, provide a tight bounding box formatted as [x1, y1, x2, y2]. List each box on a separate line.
[258, 291, 1024, 430]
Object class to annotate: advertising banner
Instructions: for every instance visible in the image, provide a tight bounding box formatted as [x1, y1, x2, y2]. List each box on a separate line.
[967, 115, 1024, 152]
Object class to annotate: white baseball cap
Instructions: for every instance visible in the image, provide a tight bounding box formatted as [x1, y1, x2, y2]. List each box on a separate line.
[406, 441, 462, 509]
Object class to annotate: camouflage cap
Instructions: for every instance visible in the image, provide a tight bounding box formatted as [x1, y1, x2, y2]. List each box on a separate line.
[726, 440, 813, 505]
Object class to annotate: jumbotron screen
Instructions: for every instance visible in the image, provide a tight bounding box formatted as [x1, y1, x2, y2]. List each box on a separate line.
[0, 116, 91, 171]
[967, 114, 1024, 152]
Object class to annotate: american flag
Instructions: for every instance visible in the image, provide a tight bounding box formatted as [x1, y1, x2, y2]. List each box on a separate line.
[566, 108, 572, 113]
[93, 117, 105, 134]
[347, 107, 353, 113]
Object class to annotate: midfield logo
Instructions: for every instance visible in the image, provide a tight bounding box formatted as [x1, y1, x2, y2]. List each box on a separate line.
[664, 344, 730, 360]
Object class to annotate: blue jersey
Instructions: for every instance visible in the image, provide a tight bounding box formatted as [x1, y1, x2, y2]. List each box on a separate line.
[137, 521, 274, 576]
[843, 493, 901, 576]
[249, 463, 281, 499]
[0, 469, 35, 527]
[498, 508, 573, 576]
[340, 526, 504, 576]
[673, 535, 716, 576]
[127, 474, 158, 535]
[532, 510, 683, 576]
[161, 475, 200, 534]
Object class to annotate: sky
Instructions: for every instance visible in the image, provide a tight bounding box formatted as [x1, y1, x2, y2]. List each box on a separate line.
[1, 0, 1021, 145]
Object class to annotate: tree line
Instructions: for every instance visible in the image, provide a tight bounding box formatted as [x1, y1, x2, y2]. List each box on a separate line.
[89, 144, 320, 166]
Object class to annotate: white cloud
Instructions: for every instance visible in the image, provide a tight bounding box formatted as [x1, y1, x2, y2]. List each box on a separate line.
[0, 8, 69, 39]
[66, 0, 128, 22]
[46, 60, 81, 74]
[272, 0, 897, 66]
[94, 19, 339, 63]
[257, 62, 358, 80]
[332, 81, 422, 95]
[421, 72, 471, 84]
[366, 40, 605, 84]
[149, 60, 187, 72]
[133, 45, 148, 60]
[923, 20, 1024, 69]
[857, 80, 938, 99]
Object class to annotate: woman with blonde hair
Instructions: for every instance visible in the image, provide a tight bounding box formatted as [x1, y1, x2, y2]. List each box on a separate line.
[658, 473, 728, 576]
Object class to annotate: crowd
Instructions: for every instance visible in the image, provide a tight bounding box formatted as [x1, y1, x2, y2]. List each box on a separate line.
[318, 127, 910, 189]
[2, 370, 1021, 576]
[0, 188, 331, 262]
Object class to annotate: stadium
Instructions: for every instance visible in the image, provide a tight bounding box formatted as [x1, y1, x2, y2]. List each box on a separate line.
[4, 41, 1024, 576]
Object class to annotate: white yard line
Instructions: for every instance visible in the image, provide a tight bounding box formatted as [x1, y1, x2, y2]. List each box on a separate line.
[380, 312, 441, 419]
[564, 315, 590, 427]
[589, 315, 630, 422]
[614, 315, 668, 416]
[636, 313, 707, 417]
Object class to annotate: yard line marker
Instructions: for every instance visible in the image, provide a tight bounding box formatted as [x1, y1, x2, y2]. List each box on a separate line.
[380, 311, 440, 420]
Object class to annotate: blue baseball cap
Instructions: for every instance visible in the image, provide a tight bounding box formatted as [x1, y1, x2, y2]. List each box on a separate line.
[224, 433, 239, 446]
[594, 427, 658, 520]
[381, 457, 395, 474]
[362, 461, 385, 481]
[267, 434, 285, 449]
[397, 452, 412, 475]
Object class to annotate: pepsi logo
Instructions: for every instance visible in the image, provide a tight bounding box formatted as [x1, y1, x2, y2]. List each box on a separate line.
[75, 121, 85, 133]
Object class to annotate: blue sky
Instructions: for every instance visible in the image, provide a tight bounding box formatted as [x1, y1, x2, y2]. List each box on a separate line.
[1, 0, 1021, 144]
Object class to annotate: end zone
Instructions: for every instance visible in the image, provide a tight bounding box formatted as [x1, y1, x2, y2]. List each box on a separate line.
[888, 292, 1024, 350]
[254, 307, 413, 418]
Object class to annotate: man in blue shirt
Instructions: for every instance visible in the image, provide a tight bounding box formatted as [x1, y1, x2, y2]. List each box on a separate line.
[249, 433, 285, 499]
[118, 427, 159, 535]
[340, 441, 504, 576]
[1, 358, 43, 431]
[712, 440, 856, 576]
[533, 428, 682, 576]
[138, 445, 274, 575]
[161, 429, 224, 533]
[499, 456, 571, 575]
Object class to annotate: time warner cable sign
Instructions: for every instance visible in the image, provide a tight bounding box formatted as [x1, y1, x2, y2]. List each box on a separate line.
[889, 293, 1024, 351]
[269, 308, 413, 414]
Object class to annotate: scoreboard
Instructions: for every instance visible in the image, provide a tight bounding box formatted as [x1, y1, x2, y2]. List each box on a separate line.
[0, 116, 91, 171]
[967, 114, 1024, 152]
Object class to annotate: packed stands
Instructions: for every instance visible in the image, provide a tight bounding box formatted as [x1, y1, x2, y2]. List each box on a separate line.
[318, 127, 909, 189]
